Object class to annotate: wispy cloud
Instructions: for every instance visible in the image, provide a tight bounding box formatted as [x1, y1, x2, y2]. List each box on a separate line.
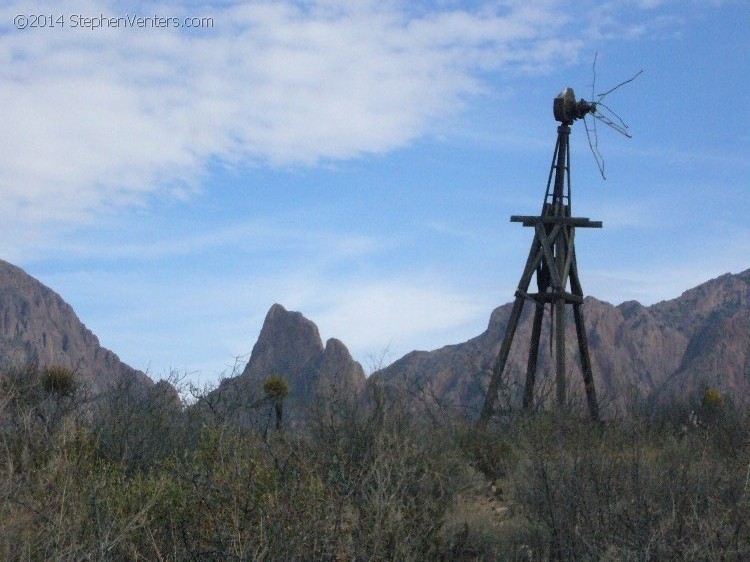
[305, 275, 493, 355]
[44, 219, 388, 262]
[1, 0, 669, 234]
[40, 263, 495, 378]
[585, 1, 683, 41]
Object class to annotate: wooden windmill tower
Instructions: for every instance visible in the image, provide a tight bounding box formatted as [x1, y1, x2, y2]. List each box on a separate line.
[478, 88, 604, 425]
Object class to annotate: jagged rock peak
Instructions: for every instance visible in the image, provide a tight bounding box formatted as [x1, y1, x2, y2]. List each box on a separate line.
[324, 337, 353, 358]
[617, 300, 645, 320]
[242, 303, 324, 379]
[320, 337, 366, 391]
[216, 304, 365, 429]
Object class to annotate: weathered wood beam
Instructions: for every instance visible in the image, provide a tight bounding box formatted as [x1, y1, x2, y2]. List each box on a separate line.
[523, 303, 545, 410]
[511, 215, 602, 228]
[535, 223, 563, 290]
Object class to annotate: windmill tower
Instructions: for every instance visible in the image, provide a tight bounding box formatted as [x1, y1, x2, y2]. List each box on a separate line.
[478, 88, 602, 425]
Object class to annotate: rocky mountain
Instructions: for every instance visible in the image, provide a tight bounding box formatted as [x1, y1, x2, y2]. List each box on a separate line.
[0, 259, 151, 395]
[213, 304, 366, 429]
[209, 270, 750, 425]
[371, 269, 750, 417]
[650, 270, 750, 403]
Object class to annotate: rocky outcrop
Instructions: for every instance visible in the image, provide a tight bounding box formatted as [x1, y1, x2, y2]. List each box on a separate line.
[214, 304, 366, 428]
[241, 304, 325, 383]
[651, 270, 750, 403]
[0, 259, 151, 394]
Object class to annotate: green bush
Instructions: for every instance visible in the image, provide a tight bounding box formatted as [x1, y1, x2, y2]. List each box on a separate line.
[262, 375, 289, 400]
[702, 387, 723, 410]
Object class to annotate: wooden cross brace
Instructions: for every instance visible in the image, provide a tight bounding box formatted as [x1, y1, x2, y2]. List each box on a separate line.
[477, 213, 601, 426]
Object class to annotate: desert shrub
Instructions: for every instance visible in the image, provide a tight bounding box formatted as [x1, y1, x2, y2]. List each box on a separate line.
[702, 387, 724, 410]
[2, 362, 748, 561]
[502, 409, 750, 560]
[263, 374, 289, 431]
[41, 366, 76, 396]
[93, 376, 188, 473]
[262, 375, 289, 400]
[0, 364, 88, 475]
[133, 424, 347, 560]
[457, 424, 515, 481]
[307, 383, 474, 561]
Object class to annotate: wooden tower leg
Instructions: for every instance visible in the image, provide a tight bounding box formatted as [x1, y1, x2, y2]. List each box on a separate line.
[554, 216, 567, 409]
[478, 235, 543, 427]
[573, 303, 598, 420]
[570, 254, 599, 420]
[523, 303, 545, 410]
[554, 298, 566, 408]
[478, 295, 524, 427]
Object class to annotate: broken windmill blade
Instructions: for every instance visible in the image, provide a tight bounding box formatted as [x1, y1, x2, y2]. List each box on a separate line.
[585, 58, 643, 178]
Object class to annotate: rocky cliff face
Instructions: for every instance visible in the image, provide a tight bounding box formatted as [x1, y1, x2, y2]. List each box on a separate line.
[0, 259, 151, 394]
[650, 270, 750, 403]
[214, 304, 366, 428]
[372, 269, 750, 417]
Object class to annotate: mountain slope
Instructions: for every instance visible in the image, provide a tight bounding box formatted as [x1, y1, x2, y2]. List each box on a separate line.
[650, 270, 750, 402]
[0, 259, 150, 394]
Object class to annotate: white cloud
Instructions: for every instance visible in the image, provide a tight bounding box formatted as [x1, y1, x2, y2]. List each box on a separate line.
[44, 219, 388, 262]
[306, 276, 492, 355]
[0, 0, 596, 232]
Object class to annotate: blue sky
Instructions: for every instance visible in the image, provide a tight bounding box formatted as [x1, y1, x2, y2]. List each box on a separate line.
[1, 0, 748, 384]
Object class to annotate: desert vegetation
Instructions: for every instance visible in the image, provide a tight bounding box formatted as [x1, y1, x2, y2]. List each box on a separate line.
[0, 364, 748, 560]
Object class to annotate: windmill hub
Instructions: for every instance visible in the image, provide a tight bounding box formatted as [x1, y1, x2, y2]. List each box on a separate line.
[553, 87, 595, 123]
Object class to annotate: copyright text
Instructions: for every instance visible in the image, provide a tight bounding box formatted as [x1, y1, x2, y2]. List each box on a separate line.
[13, 14, 214, 30]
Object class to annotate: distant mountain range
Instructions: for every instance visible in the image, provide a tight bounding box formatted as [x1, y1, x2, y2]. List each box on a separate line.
[372, 269, 750, 416]
[1, 258, 748, 419]
[209, 269, 750, 422]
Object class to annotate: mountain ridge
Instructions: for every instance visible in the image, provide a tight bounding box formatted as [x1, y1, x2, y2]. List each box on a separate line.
[370, 268, 750, 416]
[2, 256, 748, 419]
[0, 259, 151, 394]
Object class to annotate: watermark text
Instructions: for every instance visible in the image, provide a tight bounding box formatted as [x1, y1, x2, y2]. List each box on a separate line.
[13, 14, 214, 30]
